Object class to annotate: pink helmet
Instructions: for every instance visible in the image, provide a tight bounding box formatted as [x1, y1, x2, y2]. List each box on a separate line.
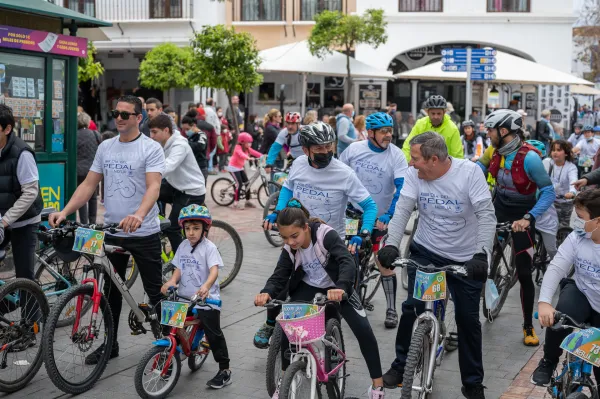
[238, 132, 253, 144]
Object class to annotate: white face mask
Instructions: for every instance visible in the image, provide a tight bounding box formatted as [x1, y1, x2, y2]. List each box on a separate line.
[573, 216, 599, 239]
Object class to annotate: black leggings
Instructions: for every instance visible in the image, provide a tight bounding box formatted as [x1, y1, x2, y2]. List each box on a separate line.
[279, 282, 382, 379]
[230, 171, 248, 201]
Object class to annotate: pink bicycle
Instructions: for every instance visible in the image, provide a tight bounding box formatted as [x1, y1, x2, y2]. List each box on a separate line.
[266, 293, 358, 399]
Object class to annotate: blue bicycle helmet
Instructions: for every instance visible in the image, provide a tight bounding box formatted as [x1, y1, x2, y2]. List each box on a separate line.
[365, 112, 393, 130]
[526, 140, 547, 157]
[593, 126, 600, 132]
[583, 125, 594, 132]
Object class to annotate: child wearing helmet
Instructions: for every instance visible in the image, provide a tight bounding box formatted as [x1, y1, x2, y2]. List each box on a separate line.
[226, 132, 263, 209]
[161, 204, 232, 389]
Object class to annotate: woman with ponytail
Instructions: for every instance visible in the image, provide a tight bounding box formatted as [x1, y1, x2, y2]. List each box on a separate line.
[254, 199, 385, 399]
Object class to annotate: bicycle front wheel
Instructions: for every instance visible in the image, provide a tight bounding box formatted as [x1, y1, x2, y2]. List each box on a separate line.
[211, 177, 236, 207]
[325, 318, 346, 398]
[360, 255, 382, 306]
[257, 182, 275, 208]
[210, 220, 243, 289]
[263, 192, 283, 247]
[43, 285, 114, 394]
[266, 324, 283, 396]
[0, 278, 49, 393]
[401, 321, 432, 399]
[134, 345, 181, 399]
[483, 236, 514, 320]
[279, 360, 312, 399]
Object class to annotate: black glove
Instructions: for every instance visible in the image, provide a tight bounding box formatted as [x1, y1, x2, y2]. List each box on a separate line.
[465, 253, 488, 282]
[377, 245, 400, 270]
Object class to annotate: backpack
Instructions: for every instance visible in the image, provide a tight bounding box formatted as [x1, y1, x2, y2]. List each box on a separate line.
[488, 143, 541, 195]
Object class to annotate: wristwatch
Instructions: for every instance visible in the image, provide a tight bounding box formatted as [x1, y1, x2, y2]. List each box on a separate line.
[523, 213, 535, 222]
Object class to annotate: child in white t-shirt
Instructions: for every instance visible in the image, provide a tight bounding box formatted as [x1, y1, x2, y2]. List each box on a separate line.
[161, 204, 231, 389]
[531, 189, 600, 387]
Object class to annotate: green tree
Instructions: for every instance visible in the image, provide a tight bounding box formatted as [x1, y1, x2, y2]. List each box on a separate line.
[575, 0, 600, 81]
[78, 42, 104, 82]
[189, 25, 263, 148]
[138, 43, 193, 92]
[308, 9, 387, 102]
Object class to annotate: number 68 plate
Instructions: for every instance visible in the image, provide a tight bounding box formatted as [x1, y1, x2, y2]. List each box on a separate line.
[413, 270, 446, 302]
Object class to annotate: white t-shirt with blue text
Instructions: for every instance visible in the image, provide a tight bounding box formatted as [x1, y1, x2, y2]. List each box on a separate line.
[283, 156, 371, 238]
[90, 134, 164, 237]
[172, 239, 224, 311]
[299, 241, 336, 289]
[339, 141, 408, 217]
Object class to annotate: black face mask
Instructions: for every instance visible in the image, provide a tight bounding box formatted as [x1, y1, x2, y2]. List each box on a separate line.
[311, 151, 334, 168]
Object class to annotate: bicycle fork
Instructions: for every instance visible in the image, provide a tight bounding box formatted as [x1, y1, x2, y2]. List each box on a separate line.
[290, 349, 318, 398]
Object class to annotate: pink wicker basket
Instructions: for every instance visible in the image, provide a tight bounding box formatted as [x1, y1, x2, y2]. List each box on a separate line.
[277, 305, 326, 345]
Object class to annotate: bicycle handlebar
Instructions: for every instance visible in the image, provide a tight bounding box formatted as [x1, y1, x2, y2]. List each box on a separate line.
[534, 311, 590, 331]
[263, 292, 348, 309]
[166, 287, 222, 307]
[391, 258, 468, 277]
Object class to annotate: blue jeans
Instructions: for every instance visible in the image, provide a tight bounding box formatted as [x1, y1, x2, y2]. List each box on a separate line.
[208, 147, 217, 172]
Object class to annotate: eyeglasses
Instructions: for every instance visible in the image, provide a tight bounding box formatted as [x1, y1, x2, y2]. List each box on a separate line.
[111, 110, 138, 120]
[377, 127, 393, 134]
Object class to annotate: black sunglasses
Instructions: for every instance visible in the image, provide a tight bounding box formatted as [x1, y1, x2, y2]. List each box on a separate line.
[111, 110, 139, 120]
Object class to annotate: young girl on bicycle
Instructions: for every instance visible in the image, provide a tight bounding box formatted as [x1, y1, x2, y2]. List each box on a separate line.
[254, 199, 385, 399]
[532, 189, 600, 387]
[543, 140, 578, 228]
[161, 204, 232, 389]
[227, 132, 262, 210]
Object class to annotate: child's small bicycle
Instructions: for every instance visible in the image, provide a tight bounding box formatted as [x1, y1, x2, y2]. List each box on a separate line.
[265, 293, 360, 399]
[534, 311, 599, 399]
[134, 288, 221, 399]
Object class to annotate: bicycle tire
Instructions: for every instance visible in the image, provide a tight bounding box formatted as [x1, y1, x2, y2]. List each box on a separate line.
[325, 318, 346, 399]
[257, 182, 278, 208]
[566, 393, 590, 399]
[211, 220, 243, 289]
[361, 257, 382, 306]
[211, 177, 236, 207]
[266, 323, 283, 396]
[483, 236, 514, 320]
[401, 321, 432, 399]
[43, 285, 114, 394]
[0, 278, 49, 393]
[263, 192, 283, 247]
[125, 257, 140, 289]
[134, 345, 182, 399]
[34, 250, 97, 327]
[278, 360, 309, 398]
[188, 347, 209, 372]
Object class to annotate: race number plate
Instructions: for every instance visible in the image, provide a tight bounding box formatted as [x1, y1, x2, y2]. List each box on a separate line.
[560, 327, 600, 367]
[345, 219, 359, 236]
[579, 156, 594, 168]
[282, 304, 320, 320]
[72, 228, 105, 256]
[413, 270, 446, 302]
[160, 301, 189, 328]
[273, 172, 288, 185]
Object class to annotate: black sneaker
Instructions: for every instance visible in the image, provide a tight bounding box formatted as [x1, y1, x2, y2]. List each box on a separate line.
[461, 384, 486, 399]
[384, 309, 398, 329]
[207, 369, 232, 389]
[531, 358, 557, 387]
[382, 367, 403, 388]
[84, 342, 119, 365]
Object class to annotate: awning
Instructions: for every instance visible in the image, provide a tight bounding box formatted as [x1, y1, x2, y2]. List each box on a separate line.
[259, 40, 393, 79]
[571, 84, 600, 96]
[0, 0, 112, 28]
[395, 51, 593, 86]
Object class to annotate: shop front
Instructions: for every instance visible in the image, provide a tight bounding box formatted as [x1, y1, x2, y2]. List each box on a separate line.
[0, 0, 110, 210]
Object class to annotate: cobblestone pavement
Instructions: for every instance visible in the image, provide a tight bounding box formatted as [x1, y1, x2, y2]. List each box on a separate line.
[2, 173, 545, 399]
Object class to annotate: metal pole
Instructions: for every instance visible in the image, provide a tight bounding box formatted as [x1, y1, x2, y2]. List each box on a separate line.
[301, 73, 307, 116]
[465, 46, 473, 122]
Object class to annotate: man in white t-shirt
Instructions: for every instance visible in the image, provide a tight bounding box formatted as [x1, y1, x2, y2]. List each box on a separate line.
[50, 95, 165, 365]
[377, 132, 496, 399]
[340, 112, 408, 329]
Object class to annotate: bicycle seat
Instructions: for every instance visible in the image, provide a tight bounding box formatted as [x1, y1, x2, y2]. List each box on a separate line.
[160, 219, 171, 232]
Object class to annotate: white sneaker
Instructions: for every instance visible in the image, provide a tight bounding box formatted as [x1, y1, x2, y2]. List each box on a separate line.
[272, 378, 282, 399]
[368, 386, 385, 399]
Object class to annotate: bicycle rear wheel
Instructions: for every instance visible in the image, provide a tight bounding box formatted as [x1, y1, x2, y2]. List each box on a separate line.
[257, 182, 277, 208]
[209, 220, 243, 289]
[211, 177, 236, 207]
[483, 236, 515, 320]
[43, 285, 114, 394]
[401, 321, 432, 399]
[263, 192, 283, 247]
[0, 278, 49, 393]
[278, 360, 312, 399]
[360, 255, 382, 307]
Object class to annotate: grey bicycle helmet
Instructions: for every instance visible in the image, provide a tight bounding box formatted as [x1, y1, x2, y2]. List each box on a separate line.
[575, 122, 584, 129]
[484, 109, 523, 133]
[462, 120, 475, 128]
[423, 95, 447, 110]
[299, 122, 336, 147]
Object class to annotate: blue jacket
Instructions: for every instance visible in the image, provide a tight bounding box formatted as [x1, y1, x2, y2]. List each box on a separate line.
[336, 114, 356, 155]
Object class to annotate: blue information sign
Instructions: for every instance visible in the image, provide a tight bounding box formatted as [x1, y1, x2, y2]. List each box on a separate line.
[441, 57, 496, 65]
[471, 73, 496, 80]
[441, 65, 497, 73]
[441, 49, 497, 57]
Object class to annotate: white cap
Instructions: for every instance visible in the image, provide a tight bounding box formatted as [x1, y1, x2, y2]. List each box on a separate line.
[517, 109, 528, 116]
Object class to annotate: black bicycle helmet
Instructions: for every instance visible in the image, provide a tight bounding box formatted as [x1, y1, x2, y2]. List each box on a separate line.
[462, 120, 475, 128]
[299, 122, 336, 147]
[423, 95, 447, 110]
[484, 109, 523, 133]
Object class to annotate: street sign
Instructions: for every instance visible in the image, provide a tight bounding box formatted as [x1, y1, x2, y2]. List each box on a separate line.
[441, 49, 497, 57]
[441, 65, 497, 73]
[471, 73, 496, 80]
[441, 57, 497, 65]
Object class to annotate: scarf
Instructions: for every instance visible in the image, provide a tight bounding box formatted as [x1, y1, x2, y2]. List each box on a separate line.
[464, 135, 476, 156]
[497, 136, 521, 157]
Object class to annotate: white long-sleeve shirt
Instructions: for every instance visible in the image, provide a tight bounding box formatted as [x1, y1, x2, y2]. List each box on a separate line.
[204, 106, 221, 135]
[163, 133, 206, 196]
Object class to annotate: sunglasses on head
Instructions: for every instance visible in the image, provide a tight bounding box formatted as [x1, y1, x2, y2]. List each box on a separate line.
[111, 110, 138, 120]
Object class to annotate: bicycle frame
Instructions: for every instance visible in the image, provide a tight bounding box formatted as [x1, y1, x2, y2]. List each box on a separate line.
[551, 357, 596, 398]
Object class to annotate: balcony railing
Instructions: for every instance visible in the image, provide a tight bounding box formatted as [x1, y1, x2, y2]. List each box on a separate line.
[236, 0, 285, 21]
[300, 0, 342, 21]
[85, 0, 193, 21]
[399, 0, 443, 12]
[487, 0, 530, 12]
[66, 0, 96, 17]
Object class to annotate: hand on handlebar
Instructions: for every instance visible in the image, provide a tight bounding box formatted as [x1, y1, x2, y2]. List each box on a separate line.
[327, 289, 346, 302]
[254, 293, 271, 307]
[348, 236, 363, 255]
[377, 213, 392, 230]
[464, 253, 488, 282]
[538, 302, 556, 328]
[378, 245, 399, 269]
[119, 214, 143, 233]
[511, 218, 530, 233]
[263, 213, 278, 231]
[48, 211, 67, 228]
[196, 284, 210, 300]
[161, 282, 177, 296]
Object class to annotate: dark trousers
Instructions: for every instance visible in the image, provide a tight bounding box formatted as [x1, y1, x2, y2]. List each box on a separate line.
[230, 171, 248, 201]
[218, 154, 228, 171]
[77, 175, 98, 224]
[12, 223, 39, 280]
[165, 191, 205, 253]
[392, 242, 484, 387]
[280, 282, 382, 379]
[196, 308, 230, 370]
[544, 278, 600, 383]
[104, 233, 164, 338]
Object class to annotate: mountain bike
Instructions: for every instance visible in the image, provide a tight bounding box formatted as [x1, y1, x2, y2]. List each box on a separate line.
[211, 156, 279, 208]
[262, 166, 292, 248]
[42, 222, 165, 394]
[264, 293, 351, 399]
[134, 288, 221, 399]
[534, 311, 599, 399]
[391, 258, 467, 398]
[0, 278, 49, 393]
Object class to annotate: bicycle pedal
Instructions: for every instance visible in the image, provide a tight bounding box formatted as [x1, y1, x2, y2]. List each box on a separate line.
[200, 341, 210, 349]
[364, 302, 374, 312]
